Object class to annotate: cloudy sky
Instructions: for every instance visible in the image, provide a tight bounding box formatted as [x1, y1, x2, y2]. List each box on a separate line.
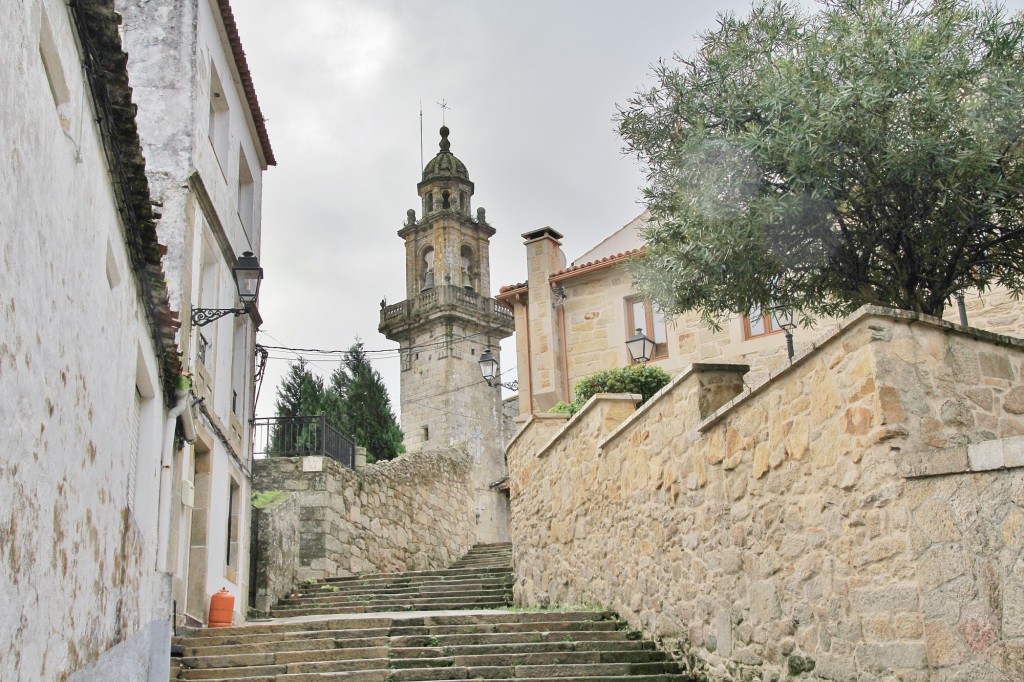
[230, 0, 1024, 418]
[231, 0, 760, 417]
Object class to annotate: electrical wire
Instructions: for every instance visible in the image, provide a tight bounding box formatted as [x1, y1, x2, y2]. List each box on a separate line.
[256, 318, 513, 359]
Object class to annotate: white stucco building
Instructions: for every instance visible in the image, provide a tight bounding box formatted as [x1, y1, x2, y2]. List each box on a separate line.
[1, 0, 186, 679]
[115, 0, 276, 627]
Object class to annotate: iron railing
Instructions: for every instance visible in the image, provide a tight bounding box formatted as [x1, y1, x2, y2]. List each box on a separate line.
[251, 415, 356, 469]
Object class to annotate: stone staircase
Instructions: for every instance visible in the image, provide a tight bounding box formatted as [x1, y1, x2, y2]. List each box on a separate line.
[269, 543, 515, 618]
[170, 543, 695, 681]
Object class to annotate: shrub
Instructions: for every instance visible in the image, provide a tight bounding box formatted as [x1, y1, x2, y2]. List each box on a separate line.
[548, 364, 671, 415]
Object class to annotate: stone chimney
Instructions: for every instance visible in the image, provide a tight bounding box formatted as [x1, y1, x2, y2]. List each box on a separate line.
[521, 227, 567, 412]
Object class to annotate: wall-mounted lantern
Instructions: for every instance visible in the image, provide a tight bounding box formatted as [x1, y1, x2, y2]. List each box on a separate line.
[625, 328, 655, 364]
[190, 251, 263, 327]
[478, 349, 519, 390]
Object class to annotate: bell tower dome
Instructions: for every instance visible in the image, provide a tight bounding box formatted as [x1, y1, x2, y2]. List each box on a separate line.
[379, 127, 515, 543]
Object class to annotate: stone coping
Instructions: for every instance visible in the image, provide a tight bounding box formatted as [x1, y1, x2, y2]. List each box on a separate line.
[535, 393, 642, 460]
[599, 363, 749, 453]
[697, 304, 1024, 434]
[504, 412, 570, 455]
[900, 435, 1024, 478]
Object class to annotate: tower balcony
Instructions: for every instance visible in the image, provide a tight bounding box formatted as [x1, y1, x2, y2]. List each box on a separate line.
[379, 284, 514, 339]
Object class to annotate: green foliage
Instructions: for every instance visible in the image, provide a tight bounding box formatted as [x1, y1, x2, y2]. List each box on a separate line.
[330, 342, 405, 462]
[270, 358, 331, 454]
[548, 364, 672, 415]
[271, 343, 405, 462]
[251, 489, 285, 509]
[549, 401, 577, 415]
[617, 0, 1024, 323]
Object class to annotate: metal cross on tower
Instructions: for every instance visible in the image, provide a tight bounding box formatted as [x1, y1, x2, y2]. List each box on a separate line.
[436, 99, 450, 125]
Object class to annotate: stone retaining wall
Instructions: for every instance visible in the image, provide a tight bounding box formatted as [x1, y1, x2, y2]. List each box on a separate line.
[252, 447, 475, 611]
[250, 492, 301, 614]
[507, 306, 1024, 681]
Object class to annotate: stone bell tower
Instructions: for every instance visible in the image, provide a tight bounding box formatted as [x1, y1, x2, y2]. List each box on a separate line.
[379, 126, 515, 543]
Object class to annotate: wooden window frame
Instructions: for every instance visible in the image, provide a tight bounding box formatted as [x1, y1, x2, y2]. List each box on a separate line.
[625, 295, 669, 362]
[743, 305, 786, 340]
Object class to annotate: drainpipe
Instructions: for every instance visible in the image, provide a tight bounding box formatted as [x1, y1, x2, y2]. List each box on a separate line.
[157, 388, 197, 571]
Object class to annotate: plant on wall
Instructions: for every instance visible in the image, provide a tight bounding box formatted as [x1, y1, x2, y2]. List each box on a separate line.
[549, 364, 671, 415]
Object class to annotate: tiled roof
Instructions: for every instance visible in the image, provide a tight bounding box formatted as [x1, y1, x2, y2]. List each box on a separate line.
[216, 0, 276, 166]
[496, 247, 646, 300]
[73, 0, 182, 405]
[498, 282, 528, 295]
[550, 247, 645, 281]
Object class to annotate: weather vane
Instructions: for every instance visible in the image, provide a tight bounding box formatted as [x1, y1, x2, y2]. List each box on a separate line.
[436, 99, 450, 126]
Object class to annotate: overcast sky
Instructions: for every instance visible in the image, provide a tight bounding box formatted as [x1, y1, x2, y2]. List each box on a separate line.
[229, 0, 750, 417]
[231, 0, 1024, 420]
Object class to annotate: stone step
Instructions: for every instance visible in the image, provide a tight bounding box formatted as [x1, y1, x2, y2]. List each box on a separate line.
[172, 546, 689, 682]
[177, 613, 616, 648]
[294, 577, 514, 595]
[387, 649, 670, 669]
[388, 640, 655, 659]
[269, 603, 511, 618]
[183, 635, 649, 660]
[385, 661, 681, 680]
[319, 565, 512, 583]
[283, 585, 512, 604]
[181, 645, 388, 669]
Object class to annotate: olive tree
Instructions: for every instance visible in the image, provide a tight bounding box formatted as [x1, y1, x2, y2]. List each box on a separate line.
[617, 0, 1024, 325]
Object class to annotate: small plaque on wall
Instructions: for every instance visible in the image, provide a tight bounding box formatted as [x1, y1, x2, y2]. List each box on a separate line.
[302, 456, 323, 472]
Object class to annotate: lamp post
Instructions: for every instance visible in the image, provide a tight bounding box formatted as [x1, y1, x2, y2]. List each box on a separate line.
[625, 328, 655, 364]
[478, 349, 519, 390]
[190, 251, 264, 327]
[772, 306, 797, 362]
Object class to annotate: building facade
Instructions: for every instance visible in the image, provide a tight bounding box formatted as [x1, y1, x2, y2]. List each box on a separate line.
[379, 127, 515, 543]
[1, 0, 184, 678]
[116, 0, 275, 626]
[500, 213, 1024, 414]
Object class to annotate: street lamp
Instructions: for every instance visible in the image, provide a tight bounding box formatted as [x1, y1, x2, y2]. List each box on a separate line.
[772, 305, 797, 362]
[190, 251, 264, 327]
[478, 349, 519, 390]
[625, 328, 655, 364]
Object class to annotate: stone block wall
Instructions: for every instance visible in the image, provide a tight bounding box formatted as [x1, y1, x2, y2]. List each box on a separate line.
[250, 492, 300, 614]
[507, 307, 1024, 681]
[252, 447, 475, 610]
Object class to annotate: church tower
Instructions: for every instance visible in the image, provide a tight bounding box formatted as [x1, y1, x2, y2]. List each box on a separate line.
[379, 126, 515, 543]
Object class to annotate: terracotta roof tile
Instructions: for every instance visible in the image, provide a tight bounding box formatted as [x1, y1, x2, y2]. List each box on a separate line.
[550, 247, 645, 280]
[499, 282, 528, 294]
[216, 0, 275, 166]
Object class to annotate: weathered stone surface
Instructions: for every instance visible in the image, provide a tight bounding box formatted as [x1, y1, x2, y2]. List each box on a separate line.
[508, 310, 1024, 681]
[253, 448, 475, 610]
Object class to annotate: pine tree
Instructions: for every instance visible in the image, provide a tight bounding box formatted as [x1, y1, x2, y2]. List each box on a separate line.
[331, 342, 404, 462]
[271, 358, 328, 454]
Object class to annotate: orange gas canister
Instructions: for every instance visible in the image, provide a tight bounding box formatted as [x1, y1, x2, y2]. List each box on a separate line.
[208, 587, 235, 627]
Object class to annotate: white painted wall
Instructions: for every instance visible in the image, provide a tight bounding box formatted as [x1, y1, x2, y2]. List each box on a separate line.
[116, 0, 269, 624]
[0, 0, 172, 678]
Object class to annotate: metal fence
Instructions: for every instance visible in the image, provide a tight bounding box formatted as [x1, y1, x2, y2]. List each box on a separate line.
[251, 415, 356, 469]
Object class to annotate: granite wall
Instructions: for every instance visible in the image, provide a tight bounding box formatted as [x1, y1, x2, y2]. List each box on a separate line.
[507, 306, 1024, 681]
[252, 447, 475, 612]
